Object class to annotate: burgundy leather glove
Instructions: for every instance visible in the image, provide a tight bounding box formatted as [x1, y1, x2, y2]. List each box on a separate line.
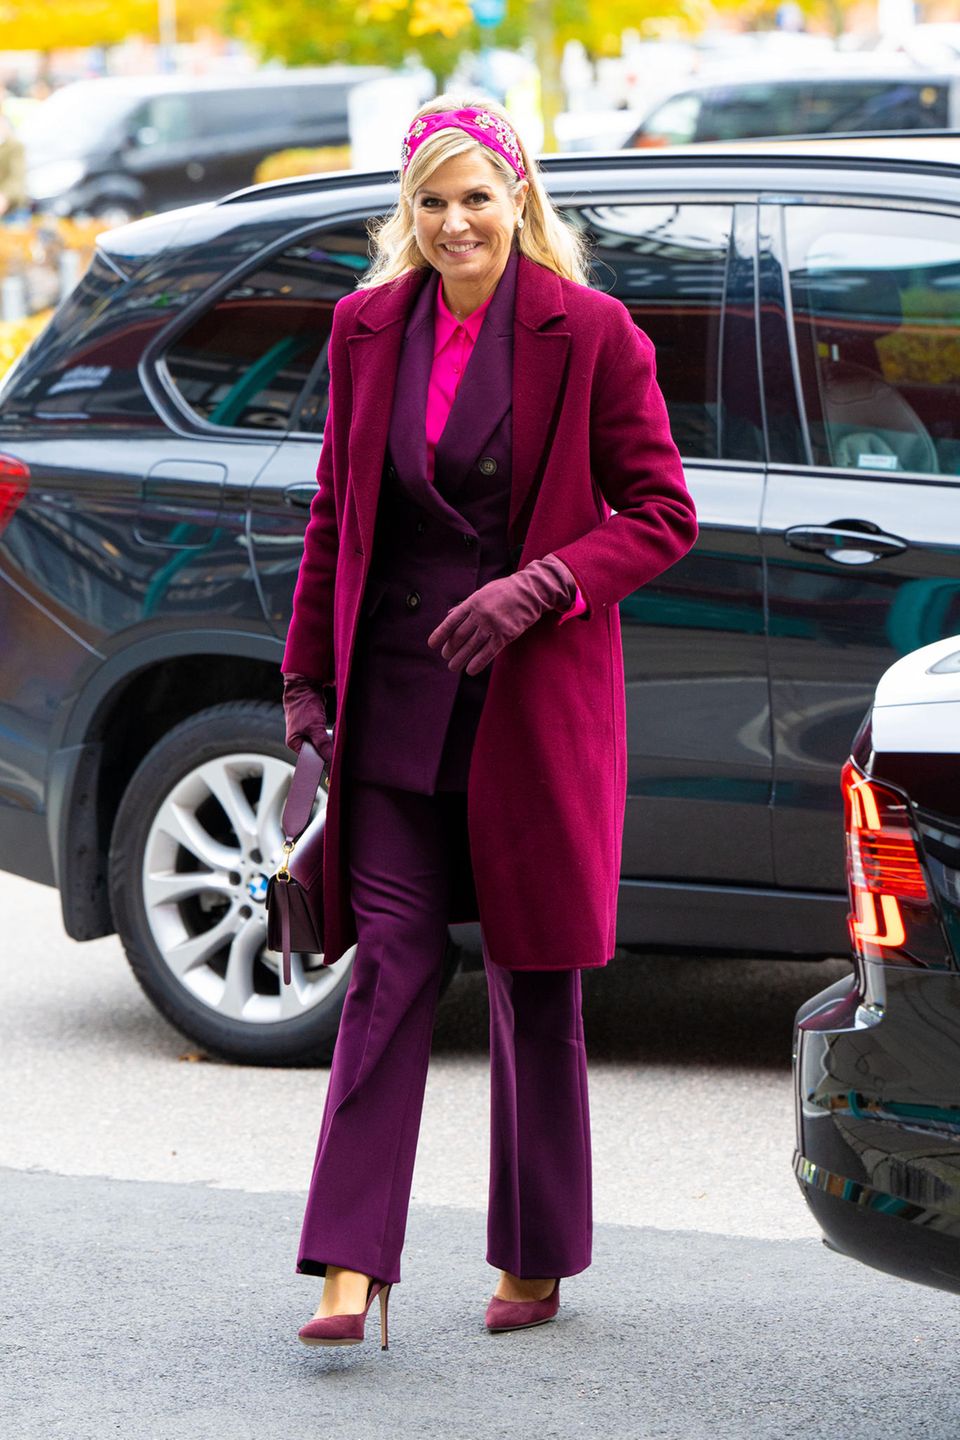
[282, 672, 333, 763]
[427, 554, 578, 676]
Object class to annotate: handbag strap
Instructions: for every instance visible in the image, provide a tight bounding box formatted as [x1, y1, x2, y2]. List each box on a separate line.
[281, 739, 329, 842]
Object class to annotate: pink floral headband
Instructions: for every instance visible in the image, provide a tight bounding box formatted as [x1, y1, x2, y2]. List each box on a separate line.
[401, 107, 527, 181]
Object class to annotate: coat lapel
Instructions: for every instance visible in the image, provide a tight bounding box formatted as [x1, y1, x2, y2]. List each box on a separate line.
[387, 264, 437, 499]
[434, 246, 517, 500]
[510, 253, 571, 542]
[346, 266, 426, 556]
[386, 266, 474, 532]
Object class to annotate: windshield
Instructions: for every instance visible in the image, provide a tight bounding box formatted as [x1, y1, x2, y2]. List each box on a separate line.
[20, 84, 135, 159]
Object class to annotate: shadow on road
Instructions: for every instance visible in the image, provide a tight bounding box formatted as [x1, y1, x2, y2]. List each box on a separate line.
[432, 951, 852, 1070]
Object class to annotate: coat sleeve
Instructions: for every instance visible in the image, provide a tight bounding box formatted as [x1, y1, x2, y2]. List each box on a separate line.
[551, 307, 698, 617]
[279, 310, 346, 687]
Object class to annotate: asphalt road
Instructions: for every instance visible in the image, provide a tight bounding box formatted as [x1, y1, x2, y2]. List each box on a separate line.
[4, 869, 960, 1439]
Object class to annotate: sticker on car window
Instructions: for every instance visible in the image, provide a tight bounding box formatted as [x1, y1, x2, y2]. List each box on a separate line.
[857, 453, 899, 471]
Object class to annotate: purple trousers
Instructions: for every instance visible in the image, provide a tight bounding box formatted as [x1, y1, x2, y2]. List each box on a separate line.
[296, 780, 593, 1285]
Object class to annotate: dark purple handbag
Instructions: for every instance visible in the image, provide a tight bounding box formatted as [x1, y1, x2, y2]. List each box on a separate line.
[265, 739, 330, 984]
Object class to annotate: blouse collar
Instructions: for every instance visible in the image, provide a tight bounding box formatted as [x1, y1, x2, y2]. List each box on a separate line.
[434, 278, 494, 354]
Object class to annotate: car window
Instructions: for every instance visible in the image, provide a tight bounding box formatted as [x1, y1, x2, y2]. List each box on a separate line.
[196, 89, 277, 139]
[291, 84, 351, 124]
[635, 93, 702, 146]
[785, 206, 960, 476]
[128, 95, 195, 146]
[698, 84, 798, 141]
[0, 252, 173, 428]
[565, 202, 731, 459]
[796, 80, 948, 134]
[161, 222, 372, 433]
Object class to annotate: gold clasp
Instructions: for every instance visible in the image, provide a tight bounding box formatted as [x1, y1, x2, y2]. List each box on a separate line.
[276, 838, 295, 881]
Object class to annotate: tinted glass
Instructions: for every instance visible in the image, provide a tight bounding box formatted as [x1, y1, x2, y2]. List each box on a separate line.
[0, 251, 167, 427]
[698, 80, 948, 141]
[566, 202, 731, 459]
[698, 84, 798, 141]
[636, 92, 702, 145]
[196, 90, 266, 138]
[785, 206, 960, 475]
[140, 94, 194, 144]
[162, 222, 372, 432]
[291, 84, 351, 124]
[798, 80, 948, 133]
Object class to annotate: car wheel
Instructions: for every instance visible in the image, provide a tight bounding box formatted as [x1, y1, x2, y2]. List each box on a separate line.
[108, 700, 460, 1065]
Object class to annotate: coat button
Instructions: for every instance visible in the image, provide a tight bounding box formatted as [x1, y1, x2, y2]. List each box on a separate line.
[405, 590, 421, 611]
[416, 519, 426, 534]
[387, 465, 398, 481]
[479, 456, 497, 475]
[462, 533, 476, 548]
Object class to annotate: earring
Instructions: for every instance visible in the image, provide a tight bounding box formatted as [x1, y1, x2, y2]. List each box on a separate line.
[516, 214, 525, 230]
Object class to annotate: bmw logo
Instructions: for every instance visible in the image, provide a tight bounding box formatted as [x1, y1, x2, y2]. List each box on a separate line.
[248, 873, 269, 903]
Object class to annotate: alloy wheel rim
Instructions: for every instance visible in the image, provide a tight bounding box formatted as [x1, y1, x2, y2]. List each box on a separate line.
[141, 750, 350, 1024]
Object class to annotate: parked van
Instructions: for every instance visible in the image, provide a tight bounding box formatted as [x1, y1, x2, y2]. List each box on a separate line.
[22, 67, 392, 221]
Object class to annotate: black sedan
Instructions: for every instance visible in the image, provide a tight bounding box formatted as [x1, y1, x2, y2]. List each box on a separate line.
[795, 633, 960, 1293]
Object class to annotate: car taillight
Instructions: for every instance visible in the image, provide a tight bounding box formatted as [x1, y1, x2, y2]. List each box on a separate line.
[843, 759, 940, 965]
[0, 455, 28, 537]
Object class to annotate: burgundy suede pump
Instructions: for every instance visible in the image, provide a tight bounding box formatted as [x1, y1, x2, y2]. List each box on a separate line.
[484, 1278, 560, 1333]
[298, 1278, 392, 1350]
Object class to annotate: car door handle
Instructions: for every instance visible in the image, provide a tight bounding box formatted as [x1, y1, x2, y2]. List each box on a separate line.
[283, 483, 317, 510]
[783, 521, 908, 565]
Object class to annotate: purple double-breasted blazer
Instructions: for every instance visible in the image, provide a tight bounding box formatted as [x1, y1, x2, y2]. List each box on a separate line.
[345, 247, 518, 796]
[282, 247, 698, 971]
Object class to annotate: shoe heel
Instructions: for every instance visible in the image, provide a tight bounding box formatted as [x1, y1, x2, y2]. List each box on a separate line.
[378, 1283, 392, 1350]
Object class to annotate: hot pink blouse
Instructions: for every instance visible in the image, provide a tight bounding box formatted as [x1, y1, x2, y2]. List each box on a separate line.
[427, 278, 586, 623]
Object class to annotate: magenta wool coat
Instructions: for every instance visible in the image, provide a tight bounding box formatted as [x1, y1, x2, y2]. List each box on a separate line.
[281, 251, 698, 971]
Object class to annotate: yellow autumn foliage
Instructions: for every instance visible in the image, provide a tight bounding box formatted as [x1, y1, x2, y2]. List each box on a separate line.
[0, 0, 225, 48]
[0, 309, 53, 377]
[253, 145, 353, 183]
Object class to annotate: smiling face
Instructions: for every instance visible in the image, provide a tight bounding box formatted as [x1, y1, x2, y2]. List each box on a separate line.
[411, 149, 527, 303]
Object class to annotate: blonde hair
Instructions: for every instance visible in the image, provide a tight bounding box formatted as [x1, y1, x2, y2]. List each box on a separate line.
[358, 93, 591, 290]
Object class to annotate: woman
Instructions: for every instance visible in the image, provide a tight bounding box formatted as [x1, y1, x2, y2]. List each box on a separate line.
[281, 94, 698, 1350]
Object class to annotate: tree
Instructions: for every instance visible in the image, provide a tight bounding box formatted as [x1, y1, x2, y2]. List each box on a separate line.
[222, 0, 717, 149]
[0, 0, 225, 50]
[223, 0, 479, 88]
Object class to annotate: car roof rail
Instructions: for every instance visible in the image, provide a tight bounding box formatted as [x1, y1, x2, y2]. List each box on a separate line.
[216, 151, 672, 208]
[218, 168, 399, 206]
[217, 133, 960, 209]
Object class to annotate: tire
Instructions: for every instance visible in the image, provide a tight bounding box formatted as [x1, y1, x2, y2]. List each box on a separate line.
[108, 700, 460, 1066]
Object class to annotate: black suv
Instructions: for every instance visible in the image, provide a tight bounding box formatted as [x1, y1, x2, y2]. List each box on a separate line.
[1, 138, 959, 1064]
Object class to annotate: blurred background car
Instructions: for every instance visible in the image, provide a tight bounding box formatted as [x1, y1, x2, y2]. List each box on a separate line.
[623, 67, 960, 147]
[795, 634, 960, 1295]
[20, 66, 391, 222]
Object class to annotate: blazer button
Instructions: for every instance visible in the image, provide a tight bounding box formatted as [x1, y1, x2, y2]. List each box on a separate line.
[416, 519, 426, 534]
[462, 533, 476, 548]
[479, 456, 497, 475]
[405, 590, 421, 611]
